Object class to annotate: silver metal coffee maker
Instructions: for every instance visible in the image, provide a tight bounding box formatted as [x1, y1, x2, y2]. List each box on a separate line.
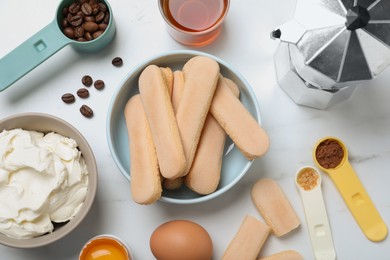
[272, 0, 390, 109]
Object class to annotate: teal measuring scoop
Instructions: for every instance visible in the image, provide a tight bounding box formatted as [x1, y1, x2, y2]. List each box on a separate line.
[0, 0, 116, 92]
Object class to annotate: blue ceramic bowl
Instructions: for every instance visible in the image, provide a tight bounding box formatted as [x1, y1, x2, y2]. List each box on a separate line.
[106, 50, 261, 204]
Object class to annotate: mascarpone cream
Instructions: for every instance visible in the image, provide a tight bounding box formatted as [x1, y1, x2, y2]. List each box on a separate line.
[0, 129, 89, 239]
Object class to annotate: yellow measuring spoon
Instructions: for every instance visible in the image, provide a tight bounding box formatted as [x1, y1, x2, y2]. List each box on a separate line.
[313, 137, 387, 242]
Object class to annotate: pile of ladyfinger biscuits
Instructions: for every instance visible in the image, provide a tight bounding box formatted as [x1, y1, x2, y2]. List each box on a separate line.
[124, 56, 269, 204]
[222, 178, 302, 259]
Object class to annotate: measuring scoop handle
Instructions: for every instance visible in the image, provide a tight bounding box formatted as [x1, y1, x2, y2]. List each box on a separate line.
[330, 164, 388, 242]
[0, 20, 70, 92]
[300, 189, 336, 260]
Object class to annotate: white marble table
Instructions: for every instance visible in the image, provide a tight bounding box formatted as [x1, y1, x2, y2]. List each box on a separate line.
[1, 0, 389, 259]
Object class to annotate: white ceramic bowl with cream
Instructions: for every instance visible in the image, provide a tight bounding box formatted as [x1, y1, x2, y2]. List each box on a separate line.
[107, 50, 262, 204]
[0, 113, 97, 248]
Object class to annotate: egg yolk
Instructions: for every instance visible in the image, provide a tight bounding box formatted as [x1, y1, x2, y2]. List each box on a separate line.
[80, 237, 129, 260]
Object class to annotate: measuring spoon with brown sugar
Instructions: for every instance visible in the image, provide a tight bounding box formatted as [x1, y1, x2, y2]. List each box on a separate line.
[295, 166, 335, 260]
[313, 136, 387, 242]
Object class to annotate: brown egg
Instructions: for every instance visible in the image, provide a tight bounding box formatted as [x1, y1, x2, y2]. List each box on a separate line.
[150, 220, 213, 260]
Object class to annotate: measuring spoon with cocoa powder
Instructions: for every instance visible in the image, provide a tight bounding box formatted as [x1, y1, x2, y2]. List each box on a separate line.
[313, 136, 388, 242]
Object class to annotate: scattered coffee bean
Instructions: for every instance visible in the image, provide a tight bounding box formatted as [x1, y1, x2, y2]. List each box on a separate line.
[61, 0, 109, 42]
[112, 57, 123, 67]
[80, 105, 94, 118]
[61, 93, 75, 104]
[82, 75, 93, 86]
[94, 80, 105, 90]
[77, 88, 90, 98]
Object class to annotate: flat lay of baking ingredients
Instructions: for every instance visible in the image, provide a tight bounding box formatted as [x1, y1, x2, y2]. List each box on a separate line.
[0, 0, 390, 259]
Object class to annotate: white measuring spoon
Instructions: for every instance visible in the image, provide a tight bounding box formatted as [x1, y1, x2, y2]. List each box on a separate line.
[295, 166, 336, 260]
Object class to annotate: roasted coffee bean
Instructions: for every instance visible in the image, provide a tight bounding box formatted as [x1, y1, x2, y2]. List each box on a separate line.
[83, 21, 98, 32]
[98, 23, 107, 31]
[104, 12, 110, 24]
[112, 57, 123, 67]
[74, 26, 85, 38]
[80, 105, 94, 118]
[62, 18, 69, 28]
[61, 93, 75, 104]
[94, 80, 105, 90]
[84, 15, 96, 22]
[85, 32, 93, 41]
[81, 3, 92, 15]
[67, 13, 73, 22]
[98, 3, 107, 12]
[70, 15, 83, 27]
[68, 3, 80, 14]
[62, 1, 108, 42]
[95, 11, 105, 23]
[92, 4, 100, 15]
[63, 27, 75, 39]
[82, 75, 93, 86]
[63, 7, 69, 16]
[77, 37, 87, 42]
[92, 31, 103, 39]
[77, 88, 90, 98]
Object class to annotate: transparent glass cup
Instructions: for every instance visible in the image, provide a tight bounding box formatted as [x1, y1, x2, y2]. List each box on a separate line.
[158, 0, 230, 47]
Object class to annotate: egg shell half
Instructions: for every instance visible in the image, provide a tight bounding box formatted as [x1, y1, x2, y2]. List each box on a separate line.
[150, 219, 213, 260]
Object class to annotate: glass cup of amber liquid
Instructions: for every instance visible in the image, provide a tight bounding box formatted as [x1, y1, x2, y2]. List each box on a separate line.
[158, 0, 230, 46]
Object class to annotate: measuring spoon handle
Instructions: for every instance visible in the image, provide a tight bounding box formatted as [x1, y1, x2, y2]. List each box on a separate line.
[330, 163, 388, 242]
[300, 188, 336, 260]
[0, 20, 70, 92]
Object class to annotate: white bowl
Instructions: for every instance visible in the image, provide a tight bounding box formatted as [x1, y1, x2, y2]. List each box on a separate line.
[107, 50, 261, 204]
[0, 113, 97, 248]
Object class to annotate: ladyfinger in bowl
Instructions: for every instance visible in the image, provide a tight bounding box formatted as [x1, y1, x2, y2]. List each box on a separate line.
[185, 77, 240, 195]
[124, 95, 162, 204]
[139, 65, 187, 179]
[177, 56, 220, 175]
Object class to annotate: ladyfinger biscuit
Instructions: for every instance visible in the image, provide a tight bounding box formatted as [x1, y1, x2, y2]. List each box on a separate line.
[210, 75, 269, 160]
[139, 65, 187, 179]
[176, 56, 220, 175]
[124, 95, 162, 204]
[171, 70, 185, 113]
[257, 250, 303, 260]
[162, 177, 184, 190]
[162, 70, 186, 190]
[160, 67, 173, 96]
[251, 178, 300, 237]
[185, 78, 240, 195]
[222, 215, 271, 260]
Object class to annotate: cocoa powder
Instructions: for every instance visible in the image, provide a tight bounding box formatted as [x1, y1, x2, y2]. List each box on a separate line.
[315, 139, 344, 169]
